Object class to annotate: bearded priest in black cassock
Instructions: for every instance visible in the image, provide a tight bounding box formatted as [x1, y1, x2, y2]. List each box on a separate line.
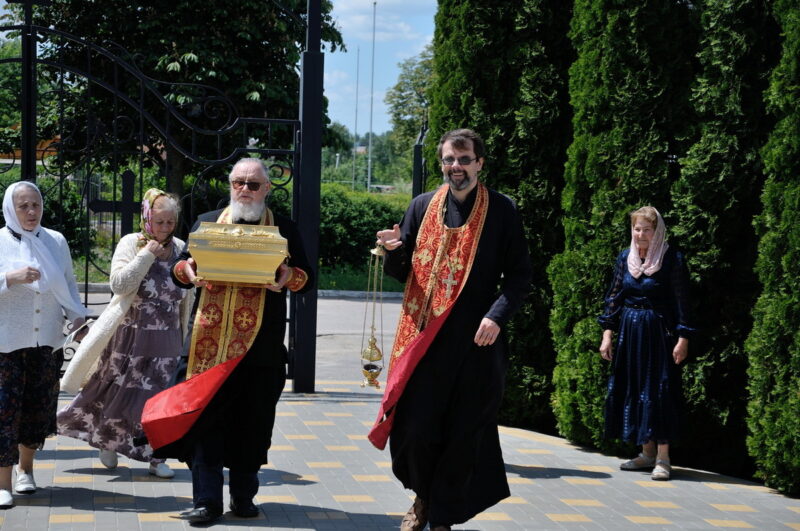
[369, 129, 532, 531]
[141, 158, 313, 526]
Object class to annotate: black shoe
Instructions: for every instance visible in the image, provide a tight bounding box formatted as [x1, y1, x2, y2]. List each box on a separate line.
[229, 498, 260, 518]
[183, 506, 222, 526]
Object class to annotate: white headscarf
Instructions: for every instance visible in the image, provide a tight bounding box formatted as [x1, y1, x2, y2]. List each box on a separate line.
[627, 206, 668, 279]
[2, 182, 87, 318]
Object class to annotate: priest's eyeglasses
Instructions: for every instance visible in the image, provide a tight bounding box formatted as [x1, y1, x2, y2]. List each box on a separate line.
[441, 156, 478, 166]
[231, 180, 265, 191]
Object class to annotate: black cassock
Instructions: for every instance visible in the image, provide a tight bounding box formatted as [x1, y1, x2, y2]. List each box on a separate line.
[152, 208, 313, 470]
[384, 185, 532, 525]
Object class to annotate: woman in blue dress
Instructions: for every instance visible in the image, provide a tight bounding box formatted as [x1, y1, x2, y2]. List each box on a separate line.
[598, 206, 694, 481]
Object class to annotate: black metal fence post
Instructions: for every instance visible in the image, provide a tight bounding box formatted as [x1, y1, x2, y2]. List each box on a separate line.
[11, 0, 49, 181]
[292, 0, 323, 393]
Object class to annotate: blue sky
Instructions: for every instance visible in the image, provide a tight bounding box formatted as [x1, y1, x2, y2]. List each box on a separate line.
[324, 0, 436, 136]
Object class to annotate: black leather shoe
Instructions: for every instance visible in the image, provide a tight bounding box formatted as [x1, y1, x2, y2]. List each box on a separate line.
[183, 506, 222, 526]
[229, 498, 260, 518]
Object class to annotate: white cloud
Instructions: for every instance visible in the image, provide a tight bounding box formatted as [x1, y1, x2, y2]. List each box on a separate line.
[333, 0, 436, 17]
[336, 11, 424, 43]
[324, 69, 351, 85]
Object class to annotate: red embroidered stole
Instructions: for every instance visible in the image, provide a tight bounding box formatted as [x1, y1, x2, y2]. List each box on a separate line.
[368, 183, 489, 449]
[186, 207, 273, 378]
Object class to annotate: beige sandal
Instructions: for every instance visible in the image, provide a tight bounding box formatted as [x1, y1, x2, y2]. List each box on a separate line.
[651, 459, 671, 480]
[620, 452, 656, 470]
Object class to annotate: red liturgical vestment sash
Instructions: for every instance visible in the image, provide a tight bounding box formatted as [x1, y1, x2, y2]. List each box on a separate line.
[142, 207, 274, 450]
[368, 183, 489, 449]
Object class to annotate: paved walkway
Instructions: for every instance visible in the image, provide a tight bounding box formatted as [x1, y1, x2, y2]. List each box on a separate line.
[4, 295, 799, 529]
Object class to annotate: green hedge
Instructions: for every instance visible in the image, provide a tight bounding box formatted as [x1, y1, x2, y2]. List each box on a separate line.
[745, 0, 800, 496]
[666, 0, 778, 478]
[318, 183, 408, 270]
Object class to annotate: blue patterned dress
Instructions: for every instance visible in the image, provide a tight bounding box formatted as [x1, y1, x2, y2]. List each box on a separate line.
[598, 247, 695, 445]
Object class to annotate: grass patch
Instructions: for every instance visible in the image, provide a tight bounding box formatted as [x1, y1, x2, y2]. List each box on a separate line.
[318, 264, 403, 292]
[72, 248, 112, 283]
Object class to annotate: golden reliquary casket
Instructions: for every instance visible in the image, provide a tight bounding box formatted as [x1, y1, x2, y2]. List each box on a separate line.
[188, 222, 289, 285]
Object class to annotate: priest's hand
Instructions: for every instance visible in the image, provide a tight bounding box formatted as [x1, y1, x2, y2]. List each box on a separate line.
[376, 224, 402, 251]
[267, 263, 291, 292]
[474, 318, 500, 347]
[185, 258, 210, 288]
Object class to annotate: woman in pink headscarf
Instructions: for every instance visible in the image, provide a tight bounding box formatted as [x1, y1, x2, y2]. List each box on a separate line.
[57, 188, 193, 479]
[598, 206, 695, 481]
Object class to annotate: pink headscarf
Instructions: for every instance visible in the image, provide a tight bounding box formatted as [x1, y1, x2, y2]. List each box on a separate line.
[627, 206, 668, 278]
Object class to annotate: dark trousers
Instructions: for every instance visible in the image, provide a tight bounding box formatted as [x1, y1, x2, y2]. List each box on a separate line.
[191, 429, 260, 512]
[188, 362, 286, 511]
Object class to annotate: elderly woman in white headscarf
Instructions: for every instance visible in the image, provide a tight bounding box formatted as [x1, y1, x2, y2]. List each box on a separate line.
[0, 181, 87, 507]
[598, 206, 695, 481]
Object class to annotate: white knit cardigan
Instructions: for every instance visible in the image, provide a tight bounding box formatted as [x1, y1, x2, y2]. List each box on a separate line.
[60, 233, 195, 393]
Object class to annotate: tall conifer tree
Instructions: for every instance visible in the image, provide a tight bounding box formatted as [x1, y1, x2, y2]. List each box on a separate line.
[745, 0, 800, 495]
[428, 0, 572, 430]
[669, 0, 778, 477]
[549, 0, 696, 448]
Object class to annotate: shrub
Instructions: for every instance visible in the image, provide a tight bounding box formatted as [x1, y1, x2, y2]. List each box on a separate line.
[319, 183, 407, 270]
[745, 0, 800, 495]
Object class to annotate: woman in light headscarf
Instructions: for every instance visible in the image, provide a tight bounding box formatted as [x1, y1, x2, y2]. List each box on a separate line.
[0, 181, 88, 508]
[58, 188, 193, 479]
[598, 206, 695, 481]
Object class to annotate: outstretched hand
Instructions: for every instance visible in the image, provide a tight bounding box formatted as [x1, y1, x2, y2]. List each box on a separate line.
[376, 224, 402, 251]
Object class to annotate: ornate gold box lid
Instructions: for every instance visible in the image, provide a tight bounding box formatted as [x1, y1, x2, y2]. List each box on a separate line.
[188, 222, 289, 285]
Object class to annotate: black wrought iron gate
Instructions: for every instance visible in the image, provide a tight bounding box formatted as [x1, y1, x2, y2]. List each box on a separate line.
[0, 0, 323, 392]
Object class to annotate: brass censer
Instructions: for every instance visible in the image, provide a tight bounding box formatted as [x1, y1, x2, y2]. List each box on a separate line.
[360, 244, 386, 389]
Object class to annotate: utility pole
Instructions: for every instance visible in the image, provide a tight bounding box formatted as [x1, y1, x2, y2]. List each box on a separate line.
[367, 0, 376, 193]
[352, 46, 359, 190]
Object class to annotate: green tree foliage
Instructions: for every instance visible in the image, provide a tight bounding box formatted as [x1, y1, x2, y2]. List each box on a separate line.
[549, 0, 697, 449]
[324, 121, 353, 155]
[745, 0, 800, 495]
[0, 38, 20, 129]
[669, 0, 779, 477]
[16, 0, 343, 193]
[428, 0, 573, 431]
[384, 44, 433, 151]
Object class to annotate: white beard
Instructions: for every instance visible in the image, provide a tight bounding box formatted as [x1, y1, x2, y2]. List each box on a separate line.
[230, 199, 266, 222]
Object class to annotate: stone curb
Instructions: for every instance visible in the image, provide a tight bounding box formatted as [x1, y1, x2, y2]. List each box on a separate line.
[78, 283, 404, 300]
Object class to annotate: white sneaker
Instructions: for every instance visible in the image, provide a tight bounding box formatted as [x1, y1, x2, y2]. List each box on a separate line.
[99, 449, 118, 469]
[14, 467, 36, 494]
[0, 489, 13, 508]
[149, 462, 175, 479]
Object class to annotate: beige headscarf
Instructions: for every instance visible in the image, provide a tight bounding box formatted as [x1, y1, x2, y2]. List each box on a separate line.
[627, 206, 668, 279]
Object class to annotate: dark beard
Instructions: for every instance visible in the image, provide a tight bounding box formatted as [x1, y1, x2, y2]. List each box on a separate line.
[445, 170, 472, 191]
